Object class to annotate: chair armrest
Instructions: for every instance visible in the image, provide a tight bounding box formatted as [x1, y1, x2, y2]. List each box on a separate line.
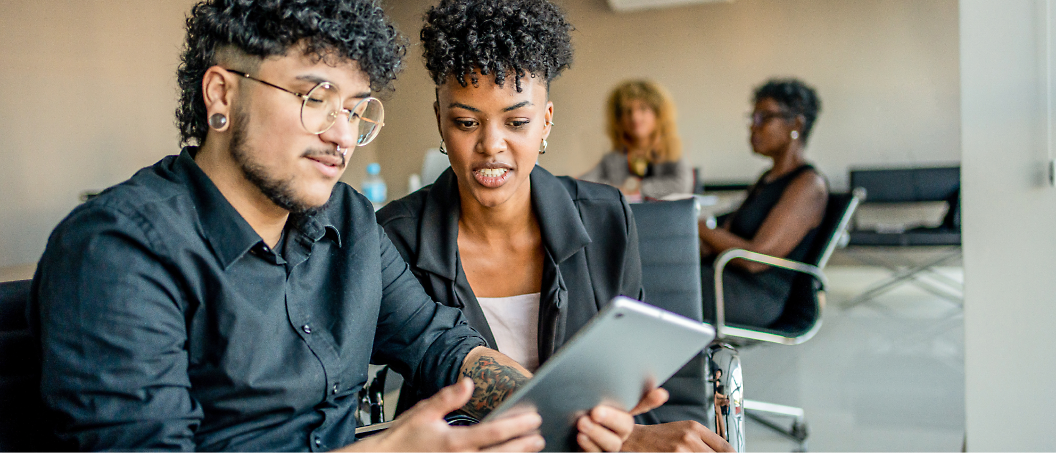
[713, 249, 828, 343]
[354, 421, 394, 439]
[352, 413, 481, 439]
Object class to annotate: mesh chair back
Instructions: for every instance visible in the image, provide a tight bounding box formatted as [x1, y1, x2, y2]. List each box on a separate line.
[630, 199, 703, 319]
[629, 199, 708, 424]
[767, 192, 860, 337]
[804, 191, 860, 268]
[1, 279, 57, 451]
[0, 280, 32, 331]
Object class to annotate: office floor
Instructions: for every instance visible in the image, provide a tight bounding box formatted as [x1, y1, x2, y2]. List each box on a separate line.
[740, 259, 965, 452]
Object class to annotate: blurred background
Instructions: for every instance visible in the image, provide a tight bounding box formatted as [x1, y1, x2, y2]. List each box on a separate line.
[0, 0, 960, 268]
[1, 0, 1052, 450]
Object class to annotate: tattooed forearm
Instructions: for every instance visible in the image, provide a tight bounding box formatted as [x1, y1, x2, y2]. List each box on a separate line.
[459, 354, 530, 419]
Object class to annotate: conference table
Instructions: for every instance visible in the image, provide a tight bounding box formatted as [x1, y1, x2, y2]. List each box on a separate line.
[0, 263, 35, 283]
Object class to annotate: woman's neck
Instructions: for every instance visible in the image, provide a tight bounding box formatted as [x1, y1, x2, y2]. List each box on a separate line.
[457, 183, 538, 244]
[625, 135, 654, 157]
[767, 144, 807, 181]
[455, 177, 545, 299]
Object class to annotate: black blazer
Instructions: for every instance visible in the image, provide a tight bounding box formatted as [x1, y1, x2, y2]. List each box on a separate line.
[377, 165, 644, 409]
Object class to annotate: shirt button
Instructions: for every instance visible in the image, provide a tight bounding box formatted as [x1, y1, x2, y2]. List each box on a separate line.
[332, 384, 339, 394]
[302, 324, 312, 334]
[314, 437, 322, 447]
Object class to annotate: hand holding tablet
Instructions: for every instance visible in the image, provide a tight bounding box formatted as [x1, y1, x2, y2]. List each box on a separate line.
[483, 297, 716, 452]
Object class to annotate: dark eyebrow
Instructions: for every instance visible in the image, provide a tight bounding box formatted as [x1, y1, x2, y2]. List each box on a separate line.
[296, 74, 330, 86]
[296, 75, 371, 99]
[502, 101, 533, 112]
[448, 102, 481, 113]
[447, 101, 533, 113]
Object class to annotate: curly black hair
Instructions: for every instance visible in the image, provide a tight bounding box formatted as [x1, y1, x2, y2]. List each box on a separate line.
[420, 0, 573, 92]
[753, 78, 822, 143]
[176, 0, 407, 146]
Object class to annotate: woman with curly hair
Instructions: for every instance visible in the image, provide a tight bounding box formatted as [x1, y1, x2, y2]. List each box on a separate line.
[377, 0, 731, 451]
[699, 78, 828, 328]
[581, 80, 694, 201]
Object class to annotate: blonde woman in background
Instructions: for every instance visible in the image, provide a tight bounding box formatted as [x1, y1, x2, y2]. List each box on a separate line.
[581, 80, 694, 201]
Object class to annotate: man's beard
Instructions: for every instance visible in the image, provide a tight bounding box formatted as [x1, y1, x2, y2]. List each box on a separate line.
[229, 109, 338, 215]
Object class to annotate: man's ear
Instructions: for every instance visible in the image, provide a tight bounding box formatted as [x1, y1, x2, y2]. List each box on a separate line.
[202, 66, 236, 132]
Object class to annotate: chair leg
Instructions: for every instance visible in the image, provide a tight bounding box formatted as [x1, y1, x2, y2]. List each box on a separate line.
[842, 248, 962, 310]
[705, 341, 746, 452]
[743, 399, 809, 447]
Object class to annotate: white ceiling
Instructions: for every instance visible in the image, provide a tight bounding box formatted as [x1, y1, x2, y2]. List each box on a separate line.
[606, 0, 731, 13]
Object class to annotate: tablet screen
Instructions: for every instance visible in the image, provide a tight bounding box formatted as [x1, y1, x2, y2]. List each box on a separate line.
[482, 296, 715, 451]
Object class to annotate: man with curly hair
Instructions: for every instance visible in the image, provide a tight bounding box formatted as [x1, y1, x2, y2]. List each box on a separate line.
[29, 0, 664, 451]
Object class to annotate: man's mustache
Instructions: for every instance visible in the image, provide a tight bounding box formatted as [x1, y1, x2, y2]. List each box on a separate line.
[302, 147, 346, 168]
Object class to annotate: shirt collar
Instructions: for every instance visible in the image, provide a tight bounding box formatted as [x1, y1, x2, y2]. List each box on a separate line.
[528, 166, 592, 263]
[415, 168, 462, 279]
[291, 204, 342, 248]
[174, 147, 341, 270]
[414, 165, 591, 280]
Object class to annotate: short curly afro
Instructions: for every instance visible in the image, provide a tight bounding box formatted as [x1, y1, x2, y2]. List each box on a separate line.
[420, 0, 573, 92]
[753, 78, 822, 143]
[176, 0, 407, 146]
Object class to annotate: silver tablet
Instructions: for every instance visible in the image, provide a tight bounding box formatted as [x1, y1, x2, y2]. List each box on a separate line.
[482, 296, 715, 452]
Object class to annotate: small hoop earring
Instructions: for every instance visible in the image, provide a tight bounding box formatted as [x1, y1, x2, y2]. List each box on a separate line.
[548, 121, 555, 127]
[539, 139, 548, 154]
[438, 140, 447, 155]
[790, 130, 800, 140]
[208, 113, 228, 131]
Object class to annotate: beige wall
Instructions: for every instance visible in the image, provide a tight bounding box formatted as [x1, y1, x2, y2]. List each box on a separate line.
[0, 0, 383, 268]
[374, 0, 961, 201]
[0, 0, 959, 268]
[0, 1, 195, 267]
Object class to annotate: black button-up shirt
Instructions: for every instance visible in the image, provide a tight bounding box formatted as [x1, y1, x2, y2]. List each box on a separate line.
[29, 148, 485, 451]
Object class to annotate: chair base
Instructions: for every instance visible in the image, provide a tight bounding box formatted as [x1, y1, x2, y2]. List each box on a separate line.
[705, 341, 746, 451]
[840, 246, 963, 310]
[744, 399, 809, 451]
[705, 337, 812, 452]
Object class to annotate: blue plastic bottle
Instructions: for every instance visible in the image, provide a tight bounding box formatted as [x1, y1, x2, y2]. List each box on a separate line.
[362, 163, 388, 209]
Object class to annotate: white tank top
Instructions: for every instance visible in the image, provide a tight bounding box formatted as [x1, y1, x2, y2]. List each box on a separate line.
[475, 292, 542, 372]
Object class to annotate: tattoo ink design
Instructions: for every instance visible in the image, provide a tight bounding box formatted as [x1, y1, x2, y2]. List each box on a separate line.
[460, 355, 530, 419]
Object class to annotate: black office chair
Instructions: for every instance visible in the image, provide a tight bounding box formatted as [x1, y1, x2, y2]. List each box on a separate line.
[711, 190, 862, 451]
[0, 279, 58, 451]
[629, 198, 709, 426]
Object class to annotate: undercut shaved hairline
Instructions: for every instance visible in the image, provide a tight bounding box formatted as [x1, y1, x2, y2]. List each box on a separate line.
[214, 45, 262, 74]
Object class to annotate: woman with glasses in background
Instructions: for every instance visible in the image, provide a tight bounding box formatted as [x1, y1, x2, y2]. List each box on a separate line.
[698, 78, 828, 328]
[580, 80, 694, 202]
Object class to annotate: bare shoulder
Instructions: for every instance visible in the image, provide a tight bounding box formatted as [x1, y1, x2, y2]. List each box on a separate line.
[788, 168, 828, 201]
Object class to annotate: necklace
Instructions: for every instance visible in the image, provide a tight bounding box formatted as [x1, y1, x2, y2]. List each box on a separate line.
[626, 147, 651, 177]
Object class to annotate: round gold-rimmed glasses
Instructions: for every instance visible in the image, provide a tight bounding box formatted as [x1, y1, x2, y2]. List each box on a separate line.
[223, 68, 385, 146]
